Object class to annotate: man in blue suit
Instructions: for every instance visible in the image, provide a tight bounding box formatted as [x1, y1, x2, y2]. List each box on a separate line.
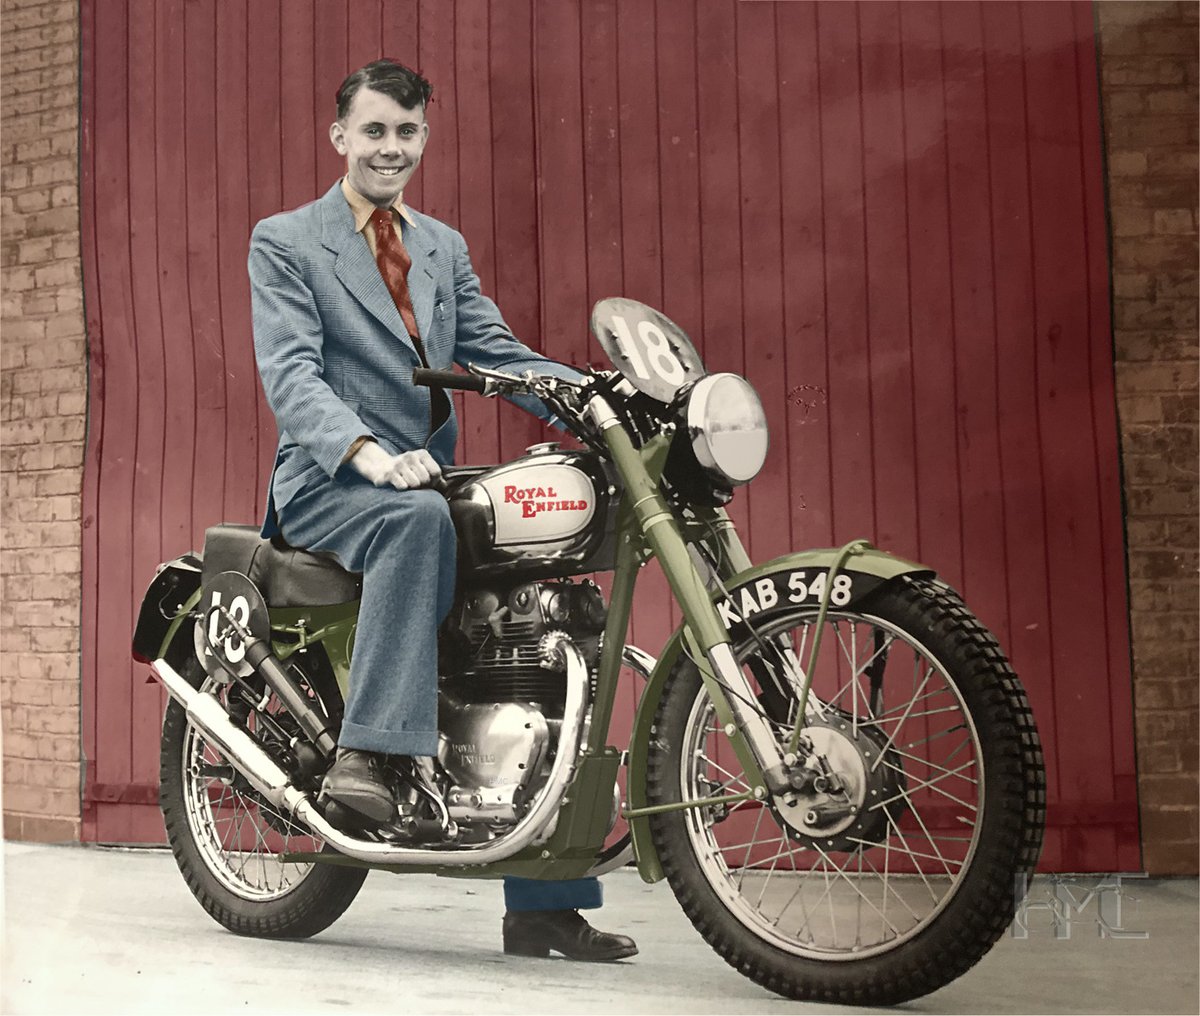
[249, 59, 635, 962]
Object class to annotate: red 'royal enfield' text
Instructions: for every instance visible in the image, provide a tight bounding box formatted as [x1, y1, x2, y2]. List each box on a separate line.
[503, 484, 589, 519]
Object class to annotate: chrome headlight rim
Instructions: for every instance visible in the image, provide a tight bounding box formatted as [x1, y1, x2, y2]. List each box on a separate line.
[684, 372, 769, 486]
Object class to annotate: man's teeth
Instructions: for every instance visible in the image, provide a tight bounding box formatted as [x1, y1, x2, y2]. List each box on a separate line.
[373, 167, 401, 175]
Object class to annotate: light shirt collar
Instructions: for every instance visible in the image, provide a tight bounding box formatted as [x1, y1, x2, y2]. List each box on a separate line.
[341, 176, 416, 232]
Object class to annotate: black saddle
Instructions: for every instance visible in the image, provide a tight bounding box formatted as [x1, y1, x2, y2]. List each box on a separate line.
[201, 525, 362, 608]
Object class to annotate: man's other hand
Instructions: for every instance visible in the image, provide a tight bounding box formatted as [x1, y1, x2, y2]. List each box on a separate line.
[350, 441, 443, 491]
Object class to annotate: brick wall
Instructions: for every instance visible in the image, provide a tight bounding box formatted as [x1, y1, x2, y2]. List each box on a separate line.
[0, 0, 86, 841]
[1097, 0, 1199, 875]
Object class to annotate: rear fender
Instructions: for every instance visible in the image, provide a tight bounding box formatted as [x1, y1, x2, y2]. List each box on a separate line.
[625, 546, 934, 883]
[131, 555, 203, 664]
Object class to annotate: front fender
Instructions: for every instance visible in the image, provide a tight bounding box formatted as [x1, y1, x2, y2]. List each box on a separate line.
[625, 545, 934, 883]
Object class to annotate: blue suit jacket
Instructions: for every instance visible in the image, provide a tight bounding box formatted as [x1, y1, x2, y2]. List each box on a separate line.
[249, 181, 576, 537]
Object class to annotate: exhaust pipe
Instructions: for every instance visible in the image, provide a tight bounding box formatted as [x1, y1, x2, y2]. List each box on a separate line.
[149, 633, 589, 866]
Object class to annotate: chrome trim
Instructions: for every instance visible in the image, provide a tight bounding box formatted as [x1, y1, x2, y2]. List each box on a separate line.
[706, 642, 789, 794]
[150, 637, 590, 866]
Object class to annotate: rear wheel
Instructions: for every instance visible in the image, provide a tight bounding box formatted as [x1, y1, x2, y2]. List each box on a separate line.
[159, 639, 366, 938]
[646, 577, 1044, 1004]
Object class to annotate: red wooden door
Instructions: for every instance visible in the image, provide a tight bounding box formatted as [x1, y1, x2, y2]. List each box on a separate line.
[80, 0, 1138, 870]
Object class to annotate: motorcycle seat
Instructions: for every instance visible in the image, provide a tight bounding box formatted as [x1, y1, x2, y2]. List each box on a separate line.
[201, 524, 362, 608]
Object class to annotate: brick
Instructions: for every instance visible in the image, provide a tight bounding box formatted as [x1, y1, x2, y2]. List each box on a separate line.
[50, 184, 75, 208]
[1143, 841, 1198, 876]
[1111, 206, 1154, 237]
[32, 260, 75, 289]
[21, 293, 59, 315]
[42, 415, 85, 442]
[38, 366, 86, 392]
[1139, 807, 1199, 844]
[0, 344, 26, 371]
[1112, 272, 1153, 299]
[23, 707, 79, 735]
[1153, 207, 1197, 234]
[36, 470, 81, 496]
[1147, 149, 1200, 176]
[1102, 56, 1188, 86]
[1115, 330, 1198, 362]
[1158, 272, 1200, 298]
[1147, 87, 1200, 115]
[1112, 235, 1197, 270]
[1, 813, 81, 842]
[1107, 149, 1148, 176]
[1103, 90, 1146, 118]
[13, 190, 49, 213]
[52, 442, 83, 468]
[24, 206, 79, 237]
[1116, 363, 1200, 393]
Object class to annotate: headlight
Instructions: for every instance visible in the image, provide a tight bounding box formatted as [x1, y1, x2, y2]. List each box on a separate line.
[685, 373, 769, 485]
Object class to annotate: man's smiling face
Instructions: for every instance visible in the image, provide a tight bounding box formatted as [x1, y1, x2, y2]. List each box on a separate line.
[329, 86, 429, 207]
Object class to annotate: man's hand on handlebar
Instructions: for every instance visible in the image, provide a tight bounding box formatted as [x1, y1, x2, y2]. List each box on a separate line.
[349, 441, 443, 491]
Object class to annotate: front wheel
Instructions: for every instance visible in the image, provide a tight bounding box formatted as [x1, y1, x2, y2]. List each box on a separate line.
[159, 643, 366, 938]
[646, 576, 1045, 1005]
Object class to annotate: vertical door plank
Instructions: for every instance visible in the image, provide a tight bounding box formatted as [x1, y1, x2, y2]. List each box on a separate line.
[454, 1, 500, 465]
[816, 3, 876, 549]
[777, 2, 833, 549]
[859, 1, 919, 564]
[899, 2, 963, 588]
[1022, 0, 1118, 871]
[489, 0, 542, 463]
[940, 1, 1010, 640]
[735, 2, 791, 567]
[90, 0, 136, 799]
[79, 0, 103, 841]
[245, 1, 283, 518]
[980, 0, 1062, 869]
[127, 0, 170, 793]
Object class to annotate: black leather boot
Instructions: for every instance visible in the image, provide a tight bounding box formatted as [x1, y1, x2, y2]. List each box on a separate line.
[318, 748, 395, 823]
[502, 909, 638, 962]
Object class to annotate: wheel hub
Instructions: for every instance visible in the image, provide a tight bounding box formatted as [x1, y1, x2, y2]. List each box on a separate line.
[773, 714, 905, 851]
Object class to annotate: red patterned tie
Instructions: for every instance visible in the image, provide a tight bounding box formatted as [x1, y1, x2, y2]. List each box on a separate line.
[371, 207, 421, 342]
[370, 208, 448, 433]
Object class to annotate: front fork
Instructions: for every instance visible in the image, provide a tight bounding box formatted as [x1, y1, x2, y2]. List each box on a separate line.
[589, 397, 792, 797]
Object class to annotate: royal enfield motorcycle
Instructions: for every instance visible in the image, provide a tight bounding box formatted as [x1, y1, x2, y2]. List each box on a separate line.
[132, 298, 1045, 1005]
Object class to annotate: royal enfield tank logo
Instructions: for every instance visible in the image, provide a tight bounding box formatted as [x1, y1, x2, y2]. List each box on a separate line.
[480, 464, 596, 546]
[502, 484, 590, 519]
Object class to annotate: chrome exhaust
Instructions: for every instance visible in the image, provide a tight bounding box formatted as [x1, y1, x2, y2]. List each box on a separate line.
[149, 634, 589, 866]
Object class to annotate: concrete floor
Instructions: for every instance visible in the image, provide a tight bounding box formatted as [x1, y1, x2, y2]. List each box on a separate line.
[2, 842, 1197, 1015]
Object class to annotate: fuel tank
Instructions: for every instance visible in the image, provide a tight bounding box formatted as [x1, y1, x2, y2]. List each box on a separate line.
[446, 443, 619, 580]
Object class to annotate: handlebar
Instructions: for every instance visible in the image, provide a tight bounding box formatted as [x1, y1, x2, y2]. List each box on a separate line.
[411, 368, 487, 393]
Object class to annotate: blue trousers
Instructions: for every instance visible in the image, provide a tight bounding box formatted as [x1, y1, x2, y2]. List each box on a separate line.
[278, 473, 599, 911]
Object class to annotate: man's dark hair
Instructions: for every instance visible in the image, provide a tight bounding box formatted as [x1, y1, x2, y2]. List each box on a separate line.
[335, 59, 432, 120]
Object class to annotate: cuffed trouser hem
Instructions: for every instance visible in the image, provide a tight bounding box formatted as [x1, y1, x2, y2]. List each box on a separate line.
[503, 876, 603, 912]
[338, 720, 439, 758]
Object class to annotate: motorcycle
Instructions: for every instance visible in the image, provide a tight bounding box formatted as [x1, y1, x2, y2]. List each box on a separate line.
[132, 298, 1045, 1005]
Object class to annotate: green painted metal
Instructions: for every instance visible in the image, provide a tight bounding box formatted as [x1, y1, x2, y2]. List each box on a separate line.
[787, 539, 871, 753]
[155, 586, 203, 660]
[622, 543, 933, 884]
[600, 425, 730, 653]
[585, 518, 643, 756]
[623, 787, 757, 819]
[269, 602, 359, 700]
[285, 748, 622, 881]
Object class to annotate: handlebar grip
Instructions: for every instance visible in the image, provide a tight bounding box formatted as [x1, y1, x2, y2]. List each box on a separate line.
[411, 368, 487, 393]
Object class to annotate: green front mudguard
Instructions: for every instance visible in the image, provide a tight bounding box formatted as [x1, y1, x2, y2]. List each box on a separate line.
[625, 545, 934, 883]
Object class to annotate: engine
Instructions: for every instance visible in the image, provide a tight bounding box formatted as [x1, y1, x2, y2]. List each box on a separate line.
[435, 577, 606, 837]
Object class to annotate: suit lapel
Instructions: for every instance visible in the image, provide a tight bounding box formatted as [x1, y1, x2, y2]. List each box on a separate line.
[319, 186, 418, 359]
[403, 217, 438, 344]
